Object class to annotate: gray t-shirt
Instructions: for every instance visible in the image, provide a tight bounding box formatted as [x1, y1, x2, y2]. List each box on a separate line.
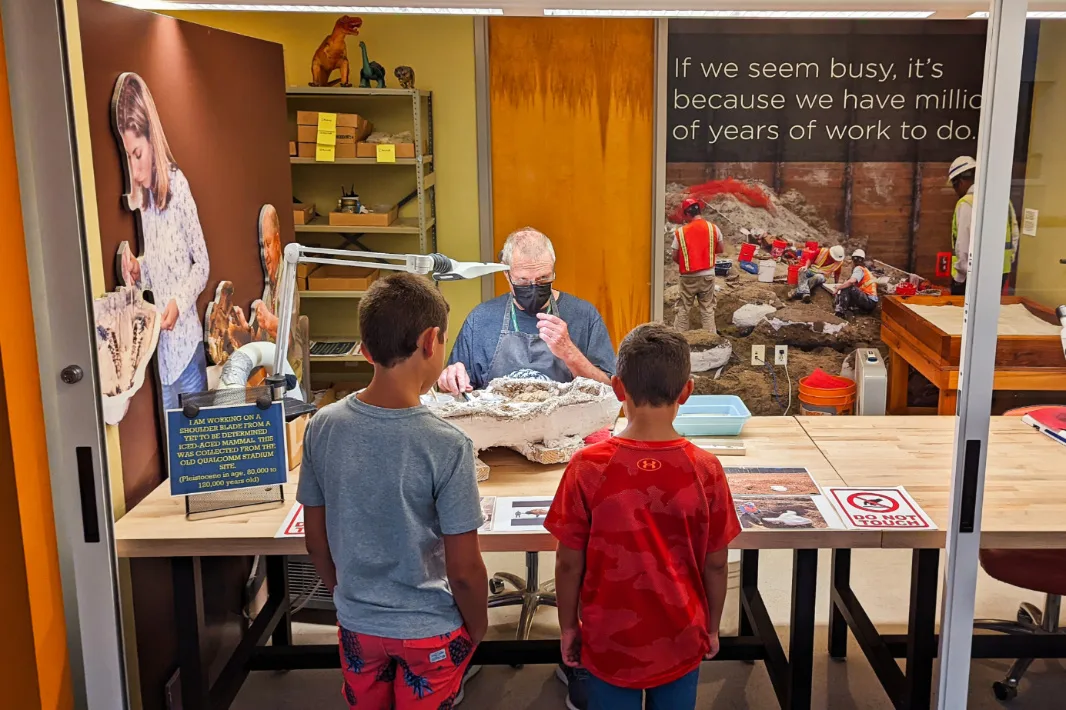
[296, 395, 484, 638]
[448, 292, 617, 390]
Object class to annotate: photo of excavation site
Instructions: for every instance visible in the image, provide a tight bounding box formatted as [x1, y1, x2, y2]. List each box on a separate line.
[662, 172, 953, 416]
[724, 467, 820, 496]
[735, 495, 831, 530]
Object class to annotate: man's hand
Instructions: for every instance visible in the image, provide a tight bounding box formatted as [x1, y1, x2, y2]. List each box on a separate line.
[561, 627, 582, 668]
[160, 299, 179, 331]
[536, 313, 578, 361]
[438, 362, 472, 394]
[704, 631, 721, 660]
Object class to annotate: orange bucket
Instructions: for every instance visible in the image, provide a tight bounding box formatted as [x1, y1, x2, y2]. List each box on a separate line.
[787, 264, 800, 285]
[738, 243, 757, 262]
[798, 372, 857, 416]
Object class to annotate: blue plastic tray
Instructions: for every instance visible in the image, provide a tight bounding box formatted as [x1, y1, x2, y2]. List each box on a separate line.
[674, 395, 752, 437]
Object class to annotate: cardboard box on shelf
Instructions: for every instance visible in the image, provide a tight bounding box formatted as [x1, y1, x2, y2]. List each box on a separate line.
[328, 205, 398, 227]
[296, 111, 371, 135]
[307, 266, 380, 292]
[289, 140, 296, 156]
[297, 124, 360, 144]
[356, 142, 417, 159]
[293, 202, 315, 225]
[297, 142, 356, 159]
[286, 414, 309, 471]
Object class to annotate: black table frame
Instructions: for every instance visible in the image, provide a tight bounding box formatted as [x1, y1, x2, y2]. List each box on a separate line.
[829, 548, 1066, 710]
[170, 550, 821, 710]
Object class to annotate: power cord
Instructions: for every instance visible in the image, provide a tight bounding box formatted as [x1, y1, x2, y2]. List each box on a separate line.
[763, 359, 788, 413]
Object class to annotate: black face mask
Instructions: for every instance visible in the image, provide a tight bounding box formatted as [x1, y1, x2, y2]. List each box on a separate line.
[512, 283, 552, 312]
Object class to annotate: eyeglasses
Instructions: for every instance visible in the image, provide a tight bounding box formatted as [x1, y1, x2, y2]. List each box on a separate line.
[508, 274, 556, 287]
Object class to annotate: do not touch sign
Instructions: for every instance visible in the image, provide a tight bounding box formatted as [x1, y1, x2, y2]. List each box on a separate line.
[827, 487, 936, 530]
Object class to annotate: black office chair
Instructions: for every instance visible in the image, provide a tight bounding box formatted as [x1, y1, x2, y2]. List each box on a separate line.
[975, 549, 1066, 701]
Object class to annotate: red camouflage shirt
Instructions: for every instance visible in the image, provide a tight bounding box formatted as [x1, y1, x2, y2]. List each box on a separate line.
[545, 437, 740, 688]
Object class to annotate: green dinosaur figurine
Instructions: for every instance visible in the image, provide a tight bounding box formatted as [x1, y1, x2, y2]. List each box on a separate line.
[358, 41, 386, 89]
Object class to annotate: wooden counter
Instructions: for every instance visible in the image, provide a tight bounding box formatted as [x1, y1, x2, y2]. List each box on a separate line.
[113, 417, 879, 558]
[880, 295, 1066, 415]
[798, 415, 1066, 549]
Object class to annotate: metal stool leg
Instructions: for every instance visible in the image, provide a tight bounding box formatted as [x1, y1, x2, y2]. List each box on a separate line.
[991, 594, 1062, 701]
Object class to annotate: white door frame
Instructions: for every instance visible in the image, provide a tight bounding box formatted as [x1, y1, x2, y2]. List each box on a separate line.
[937, 0, 1028, 706]
[2, 0, 128, 708]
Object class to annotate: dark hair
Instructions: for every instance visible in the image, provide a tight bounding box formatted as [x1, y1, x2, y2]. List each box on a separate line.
[358, 273, 449, 368]
[617, 323, 691, 406]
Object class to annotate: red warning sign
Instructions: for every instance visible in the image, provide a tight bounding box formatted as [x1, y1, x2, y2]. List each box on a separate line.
[827, 487, 936, 530]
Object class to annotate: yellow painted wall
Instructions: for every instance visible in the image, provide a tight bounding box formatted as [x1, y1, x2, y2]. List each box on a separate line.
[168, 11, 482, 339]
[0, 13, 74, 710]
[1019, 21, 1066, 308]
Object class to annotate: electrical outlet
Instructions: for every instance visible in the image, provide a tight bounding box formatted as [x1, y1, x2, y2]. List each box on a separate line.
[751, 344, 766, 366]
[775, 345, 789, 365]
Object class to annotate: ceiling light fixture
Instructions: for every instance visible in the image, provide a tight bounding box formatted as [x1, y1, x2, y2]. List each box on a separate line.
[107, 1, 503, 13]
[969, 11, 1066, 19]
[543, 9, 935, 19]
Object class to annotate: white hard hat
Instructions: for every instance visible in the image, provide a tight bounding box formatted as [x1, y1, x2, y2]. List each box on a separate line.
[852, 249, 866, 259]
[829, 245, 846, 262]
[948, 156, 977, 182]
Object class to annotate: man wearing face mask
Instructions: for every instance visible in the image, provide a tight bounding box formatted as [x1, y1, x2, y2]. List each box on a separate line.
[439, 227, 616, 394]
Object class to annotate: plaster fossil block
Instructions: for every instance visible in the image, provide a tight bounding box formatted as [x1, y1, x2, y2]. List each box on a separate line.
[425, 377, 618, 464]
[732, 303, 778, 329]
[94, 287, 161, 425]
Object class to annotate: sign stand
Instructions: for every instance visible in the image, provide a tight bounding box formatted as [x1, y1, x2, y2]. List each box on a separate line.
[171, 385, 288, 520]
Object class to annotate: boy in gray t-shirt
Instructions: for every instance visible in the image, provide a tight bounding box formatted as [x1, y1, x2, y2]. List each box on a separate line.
[298, 274, 488, 710]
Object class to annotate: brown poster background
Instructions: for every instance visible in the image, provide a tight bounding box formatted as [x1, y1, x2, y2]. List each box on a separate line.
[78, 0, 294, 509]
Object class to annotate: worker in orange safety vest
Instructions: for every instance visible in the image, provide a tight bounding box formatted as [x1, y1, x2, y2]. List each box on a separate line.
[789, 243, 846, 303]
[833, 249, 879, 317]
[671, 198, 723, 334]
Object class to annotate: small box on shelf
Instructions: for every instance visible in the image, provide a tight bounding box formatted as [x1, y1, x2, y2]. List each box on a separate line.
[328, 205, 398, 227]
[297, 124, 361, 144]
[293, 202, 315, 225]
[297, 142, 356, 159]
[357, 142, 417, 160]
[289, 140, 297, 156]
[307, 266, 379, 292]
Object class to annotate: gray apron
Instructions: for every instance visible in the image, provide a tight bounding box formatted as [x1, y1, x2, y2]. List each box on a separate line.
[486, 294, 573, 383]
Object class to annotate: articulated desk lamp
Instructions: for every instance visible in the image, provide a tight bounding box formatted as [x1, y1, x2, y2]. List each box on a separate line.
[267, 242, 510, 400]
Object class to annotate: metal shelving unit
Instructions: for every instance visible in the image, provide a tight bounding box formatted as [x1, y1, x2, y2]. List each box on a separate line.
[287, 87, 436, 390]
[286, 87, 436, 254]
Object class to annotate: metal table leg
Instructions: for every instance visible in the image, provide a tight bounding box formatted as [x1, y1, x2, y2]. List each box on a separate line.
[173, 556, 210, 710]
[739, 550, 758, 638]
[267, 556, 291, 647]
[787, 549, 818, 710]
[901, 549, 939, 710]
[829, 549, 852, 660]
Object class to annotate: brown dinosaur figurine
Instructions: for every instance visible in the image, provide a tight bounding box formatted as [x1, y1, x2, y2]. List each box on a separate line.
[310, 15, 363, 87]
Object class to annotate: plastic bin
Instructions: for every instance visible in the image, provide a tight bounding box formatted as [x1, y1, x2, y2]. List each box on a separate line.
[674, 395, 752, 436]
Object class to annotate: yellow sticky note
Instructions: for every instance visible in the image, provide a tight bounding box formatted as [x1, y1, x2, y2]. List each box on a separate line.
[376, 143, 396, 163]
[315, 143, 335, 162]
[316, 112, 337, 146]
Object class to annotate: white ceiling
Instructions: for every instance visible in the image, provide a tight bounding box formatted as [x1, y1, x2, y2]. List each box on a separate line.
[106, 0, 1066, 19]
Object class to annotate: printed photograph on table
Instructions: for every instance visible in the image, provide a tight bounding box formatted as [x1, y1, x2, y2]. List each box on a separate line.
[488, 497, 554, 533]
[734, 495, 839, 530]
[478, 496, 496, 533]
[724, 466, 819, 496]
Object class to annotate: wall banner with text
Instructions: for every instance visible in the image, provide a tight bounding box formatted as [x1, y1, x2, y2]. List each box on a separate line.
[167, 401, 287, 496]
[667, 20, 986, 163]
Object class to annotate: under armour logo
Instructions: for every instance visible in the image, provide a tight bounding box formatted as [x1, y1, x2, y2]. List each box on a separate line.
[636, 458, 662, 472]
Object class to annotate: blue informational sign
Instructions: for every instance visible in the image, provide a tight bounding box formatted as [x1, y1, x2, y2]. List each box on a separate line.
[166, 401, 288, 496]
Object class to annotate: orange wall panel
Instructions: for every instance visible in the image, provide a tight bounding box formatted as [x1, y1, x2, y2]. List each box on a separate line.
[489, 17, 654, 349]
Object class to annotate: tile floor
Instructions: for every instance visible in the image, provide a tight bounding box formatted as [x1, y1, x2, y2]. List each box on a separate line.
[232, 549, 1066, 709]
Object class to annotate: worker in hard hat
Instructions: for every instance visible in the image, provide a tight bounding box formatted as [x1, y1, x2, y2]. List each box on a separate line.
[948, 156, 1020, 296]
[671, 198, 722, 334]
[833, 249, 878, 317]
[789, 243, 846, 303]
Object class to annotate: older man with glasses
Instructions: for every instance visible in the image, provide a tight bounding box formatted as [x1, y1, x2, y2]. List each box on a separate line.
[438, 227, 616, 395]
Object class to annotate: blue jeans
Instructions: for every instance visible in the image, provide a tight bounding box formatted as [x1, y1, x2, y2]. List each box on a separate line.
[795, 269, 826, 297]
[162, 346, 208, 410]
[586, 667, 700, 710]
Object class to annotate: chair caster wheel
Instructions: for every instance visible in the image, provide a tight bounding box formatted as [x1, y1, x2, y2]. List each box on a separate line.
[993, 681, 1017, 701]
[489, 578, 505, 594]
[1017, 609, 1034, 626]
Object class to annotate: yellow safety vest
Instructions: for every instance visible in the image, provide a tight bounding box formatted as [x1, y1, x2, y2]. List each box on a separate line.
[950, 194, 1015, 278]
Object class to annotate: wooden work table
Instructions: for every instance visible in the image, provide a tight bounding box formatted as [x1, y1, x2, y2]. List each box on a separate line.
[800, 415, 1066, 549]
[113, 417, 879, 558]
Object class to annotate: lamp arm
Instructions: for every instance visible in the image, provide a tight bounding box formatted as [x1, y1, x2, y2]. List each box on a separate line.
[268, 243, 508, 392]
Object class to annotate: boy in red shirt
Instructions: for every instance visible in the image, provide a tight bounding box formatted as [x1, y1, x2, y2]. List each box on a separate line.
[545, 323, 740, 709]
